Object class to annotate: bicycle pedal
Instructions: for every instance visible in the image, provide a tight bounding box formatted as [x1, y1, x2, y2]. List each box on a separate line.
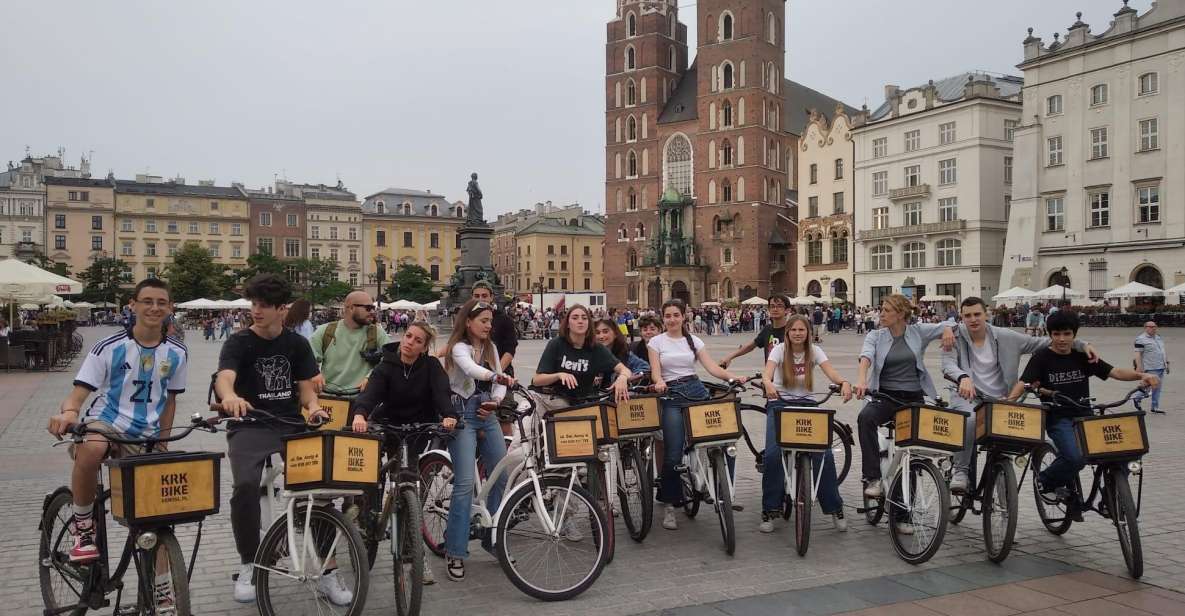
[674, 465, 688, 473]
[702, 495, 714, 505]
[731, 504, 744, 512]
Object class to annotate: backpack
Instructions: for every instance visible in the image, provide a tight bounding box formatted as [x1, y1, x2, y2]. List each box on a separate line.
[321, 321, 379, 355]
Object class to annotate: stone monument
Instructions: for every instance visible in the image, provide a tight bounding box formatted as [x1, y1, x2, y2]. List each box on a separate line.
[443, 172, 504, 308]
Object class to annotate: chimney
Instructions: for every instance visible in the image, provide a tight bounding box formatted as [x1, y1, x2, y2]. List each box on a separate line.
[884, 84, 900, 100]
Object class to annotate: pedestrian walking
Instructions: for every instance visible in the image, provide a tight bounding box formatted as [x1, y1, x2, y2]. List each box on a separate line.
[1133, 321, 1168, 414]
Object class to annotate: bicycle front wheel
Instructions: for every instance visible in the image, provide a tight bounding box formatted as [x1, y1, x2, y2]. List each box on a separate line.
[495, 475, 608, 601]
[136, 530, 191, 616]
[418, 452, 453, 558]
[392, 486, 424, 616]
[255, 503, 368, 616]
[982, 458, 1017, 563]
[1108, 467, 1143, 578]
[887, 458, 949, 565]
[831, 421, 853, 485]
[710, 449, 736, 556]
[793, 453, 812, 557]
[38, 488, 89, 616]
[1030, 444, 1073, 535]
[585, 461, 615, 563]
[618, 441, 653, 542]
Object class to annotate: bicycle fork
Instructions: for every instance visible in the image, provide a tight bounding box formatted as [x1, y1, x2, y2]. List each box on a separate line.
[782, 451, 824, 504]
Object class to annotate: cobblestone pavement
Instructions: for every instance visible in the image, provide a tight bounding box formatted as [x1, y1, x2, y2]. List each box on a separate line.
[5, 325, 1185, 615]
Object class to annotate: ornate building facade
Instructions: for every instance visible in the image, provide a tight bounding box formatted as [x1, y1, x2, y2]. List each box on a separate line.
[797, 107, 855, 301]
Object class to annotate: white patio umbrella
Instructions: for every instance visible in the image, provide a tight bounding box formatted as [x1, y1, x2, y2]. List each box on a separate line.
[421, 300, 440, 310]
[1165, 282, 1185, 296]
[1104, 281, 1165, 299]
[700, 301, 721, 307]
[1030, 284, 1085, 300]
[920, 294, 957, 302]
[92, 301, 118, 308]
[0, 259, 84, 326]
[992, 287, 1035, 302]
[387, 299, 424, 310]
[789, 296, 818, 306]
[72, 301, 96, 309]
[741, 296, 768, 306]
[225, 298, 252, 309]
[176, 298, 212, 309]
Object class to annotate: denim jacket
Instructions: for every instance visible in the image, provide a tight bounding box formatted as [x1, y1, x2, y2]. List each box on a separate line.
[860, 320, 954, 398]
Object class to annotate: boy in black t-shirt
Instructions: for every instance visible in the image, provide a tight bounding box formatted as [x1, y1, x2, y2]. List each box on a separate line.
[719, 294, 790, 369]
[1009, 311, 1157, 519]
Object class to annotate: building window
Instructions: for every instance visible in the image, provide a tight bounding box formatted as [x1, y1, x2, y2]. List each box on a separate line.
[146, 198, 154, 209]
[627, 12, 636, 37]
[939, 122, 956, 145]
[259, 211, 272, 226]
[54, 235, 66, 250]
[349, 272, 358, 286]
[91, 216, 102, 230]
[348, 227, 357, 240]
[938, 158, 957, 185]
[938, 197, 958, 222]
[285, 239, 300, 258]
[664, 134, 693, 197]
[809, 163, 817, 184]
[834, 158, 844, 179]
[168, 244, 178, 257]
[1090, 83, 1108, 106]
[91, 236, 102, 251]
[584, 245, 591, 256]
[121, 220, 133, 232]
[724, 247, 734, 264]
[721, 13, 733, 40]
[1000, 118, 1019, 141]
[904, 130, 920, 152]
[833, 192, 844, 213]
[936, 239, 962, 266]
[872, 207, 889, 230]
[1088, 191, 1110, 228]
[258, 237, 274, 255]
[722, 139, 733, 165]
[329, 227, 338, 240]
[1001, 156, 1012, 185]
[146, 219, 157, 232]
[903, 202, 922, 226]
[287, 213, 297, 227]
[831, 230, 848, 263]
[628, 189, 638, 211]
[209, 222, 219, 234]
[1137, 186, 1160, 224]
[349, 248, 357, 262]
[121, 241, 133, 256]
[167, 220, 178, 233]
[1138, 118, 1158, 151]
[208, 243, 220, 258]
[626, 46, 635, 70]
[232, 223, 242, 236]
[807, 196, 818, 218]
[1045, 197, 1064, 231]
[904, 165, 921, 187]
[403, 231, 413, 247]
[627, 151, 638, 177]
[548, 278, 555, 290]
[1138, 72, 1159, 96]
[872, 137, 887, 158]
[870, 245, 892, 271]
[54, 214, 65, 229]
[902, 242, 926, 269]
[232, 244, 242, 258]
[187, 222, 198, 234]
[1048, 136, 1063, 165]
[1047, 95, 1062, 115]
[430, 233, 439, 249]
[311, 225, 320, 239]
[146, 242, 157, 257]
[376, 230, 386, 246]
[721, 180, 732, 202]
[806, 235, 822, 265]
[430, 264, 440, 281]
[310, 247, 320, 259]
[1090, 127, 1108, 159]
[872, 171, 888, 196]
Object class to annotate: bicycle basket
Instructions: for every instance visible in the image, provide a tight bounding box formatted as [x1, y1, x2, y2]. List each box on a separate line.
[975, 402, 1045, 452]
[1073, 411, 1148, 462]
[682, 399, 742, 445]
[775, 406, 834, 451]
[106, 451, 224, 527]
[543, 416, 599, 467]
[551, 402, 618, 443]
[303, 394, 352, 431]
[613, 395, 661, 435]
[282, 430, 381, 491]
[894, 405, 967, 452]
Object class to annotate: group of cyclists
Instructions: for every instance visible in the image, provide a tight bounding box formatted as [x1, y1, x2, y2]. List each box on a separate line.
[44, 276, 1162, 613]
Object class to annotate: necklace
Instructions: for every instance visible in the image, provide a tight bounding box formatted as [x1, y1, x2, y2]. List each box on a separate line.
[400, 357, 414, 379]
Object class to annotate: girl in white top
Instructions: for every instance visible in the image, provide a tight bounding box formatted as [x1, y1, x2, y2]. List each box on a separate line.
[759, 314, 852, 533]
[439, 299, 515, 582]
[648, 299, 746, 531]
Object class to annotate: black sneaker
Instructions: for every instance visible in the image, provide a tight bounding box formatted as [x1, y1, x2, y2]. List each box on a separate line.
[1151, 409, 1166, 415]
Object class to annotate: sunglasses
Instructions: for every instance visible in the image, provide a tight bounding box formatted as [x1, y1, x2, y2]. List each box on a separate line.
[470, 301, 492, 314]
[352, 304, 376, 311]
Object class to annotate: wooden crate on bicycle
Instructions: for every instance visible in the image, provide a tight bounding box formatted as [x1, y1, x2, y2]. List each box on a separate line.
[975, 401, 1045, 452]
[105, 451, 224, 527]
[281, 430, 381, 490]
[613, 395, 661, 435]
[552, 402, 618, 443]
[775, 406, 834, 451]
[1073, 411, 1148, 462]
[542, 416, 600, 467]
[894, 405, 967, 452]
[682, 399, 742, 445]
[302, 393, 352, 431]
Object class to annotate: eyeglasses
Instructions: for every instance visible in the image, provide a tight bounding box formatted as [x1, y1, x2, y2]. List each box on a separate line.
[352, 304, 376, 311]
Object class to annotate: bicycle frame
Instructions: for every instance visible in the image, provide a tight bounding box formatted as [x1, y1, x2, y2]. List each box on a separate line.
[877, 428, 951, 515]
[684, 441, 734, 507]
[253, 488, 364, 583]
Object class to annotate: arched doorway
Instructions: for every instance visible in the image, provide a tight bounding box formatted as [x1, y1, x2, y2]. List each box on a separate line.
[647, 279, 662, 309]
[1048, 269, 1071, 288]
[806, 279, 822, 296]
[833, 279, 848, 301]
[1132, 264, 1163, 289]
[671, 280, 690, 305]
[721, 278, 733, 299]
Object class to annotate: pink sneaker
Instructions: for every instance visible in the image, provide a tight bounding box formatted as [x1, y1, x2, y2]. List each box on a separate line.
[68, 518, 99, 563]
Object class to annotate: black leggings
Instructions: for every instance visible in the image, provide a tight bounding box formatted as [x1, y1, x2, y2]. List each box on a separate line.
[857, 389, 924, 481]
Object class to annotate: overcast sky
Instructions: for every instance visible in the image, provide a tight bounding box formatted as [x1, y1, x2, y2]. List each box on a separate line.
[1, 0, 1147, 217]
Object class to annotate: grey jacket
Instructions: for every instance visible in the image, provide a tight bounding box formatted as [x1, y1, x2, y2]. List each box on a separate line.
[941, 324, 1086, 395]
[860, 320, 954, 398]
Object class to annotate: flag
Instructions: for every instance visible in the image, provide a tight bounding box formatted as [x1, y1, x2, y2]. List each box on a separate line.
[555, 296, 566, 312]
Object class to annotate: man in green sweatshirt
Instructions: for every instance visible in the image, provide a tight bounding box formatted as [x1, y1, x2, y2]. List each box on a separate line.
[311, 291, 392, 393]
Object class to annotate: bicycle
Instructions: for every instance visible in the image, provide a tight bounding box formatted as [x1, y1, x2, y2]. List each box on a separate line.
[856, 391, 968, 565]
[1026, 385, 1149, 578]
[418, 384, 610, 600]
[355, 420, 459, 616]
[660, 379, 747, 555]
[39, 415, 226, 616]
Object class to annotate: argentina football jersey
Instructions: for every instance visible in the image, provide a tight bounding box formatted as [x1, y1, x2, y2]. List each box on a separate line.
[74, 330, 189, 438]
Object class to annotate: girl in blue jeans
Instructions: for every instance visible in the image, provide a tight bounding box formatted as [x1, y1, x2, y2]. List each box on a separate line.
[441, 299, 515, 582]
[648, 299, 747, 531]
[759, 314, 853, 533]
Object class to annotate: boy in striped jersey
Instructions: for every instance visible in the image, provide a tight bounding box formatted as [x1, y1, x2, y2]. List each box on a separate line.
[47, 279, 188, 563]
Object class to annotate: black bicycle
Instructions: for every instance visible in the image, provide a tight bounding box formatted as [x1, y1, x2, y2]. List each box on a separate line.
[1026, 385, 1149, 578]
[39, 415, 226, 616]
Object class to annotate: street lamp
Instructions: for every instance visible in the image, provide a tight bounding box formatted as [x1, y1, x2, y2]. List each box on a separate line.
[374, 257, 386, 302]
[1058, 266, 1069, 305]
[537, 275, 545, 310]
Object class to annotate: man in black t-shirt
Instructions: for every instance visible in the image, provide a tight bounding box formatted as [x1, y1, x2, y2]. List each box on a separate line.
[1009, 311, 1157, 519]
[213, 275, 341, 604]
[719, 294, 790, 369]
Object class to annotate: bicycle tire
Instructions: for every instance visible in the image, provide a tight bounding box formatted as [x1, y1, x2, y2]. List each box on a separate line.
[887, 458, 949, 565]
[1030, 444, 1073, 535]
[586, 461, 616, 563]
[794, 453, 812, 557]
[255, 503, 368, 616]
[832, 421, 853, 485]
[617, 442, 653, 542]
[950, 493, 971, 526]
[863, 492, 884, 526]
[1108, 468, 1143, 579]
[495, 475, 608, 601]
[137, 530, 191, 616]
[418, 452, 452, 558]
[681, 472, 700, 518]
[38, 488, 88, 616]
[710, 449, 736, 556]
[982, 458, 1017, 563]
[361, 490, 386, 570]
[393, 486, 424, 616]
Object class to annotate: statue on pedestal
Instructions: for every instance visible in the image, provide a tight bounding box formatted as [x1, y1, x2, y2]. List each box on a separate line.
[466, 172, 485, 226]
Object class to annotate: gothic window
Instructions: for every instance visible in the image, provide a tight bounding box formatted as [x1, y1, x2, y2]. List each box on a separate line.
[636, 222, 646, 239]
[722, 139, 733, 166]
[627, 79, 636, 106]
[627, 116, 637, 141]
[767, 13, 776, 43]
[722, 100, 733, 127]
[628, 188, 638, 211]
[627, 12, 636, 37]
[669, 47, 676, 70]
[722, 63, 734, 89]
[722, 179, 732, 203]
[628, 151, 638, 177]
[618, 224, 627, 240]
[626, 45, 636, 70]
[627, 249, 638, 271]
[664, 134, 692, 197]
[721, 12, 734, 41]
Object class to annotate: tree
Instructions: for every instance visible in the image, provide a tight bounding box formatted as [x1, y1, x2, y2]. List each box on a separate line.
[164, 241, 231, 302]
[232, 251, 285, 285]
[290, 258, 340, 297]
[78, 258, 132, 304]
[308, 280, 353, 306]
[386, 263, 439, 304]
[25, 254, 72, 278]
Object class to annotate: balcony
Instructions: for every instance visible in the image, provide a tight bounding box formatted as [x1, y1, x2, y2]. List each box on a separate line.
[858, 219, 965, 241]
[888, 184, 931, 201]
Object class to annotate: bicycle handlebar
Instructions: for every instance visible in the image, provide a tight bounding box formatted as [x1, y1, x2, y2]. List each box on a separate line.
[207, 403, 326, 428]
[63, 413, 223, 446]
[1024, 383, 1146, 415]
[365, 420, 463, 439]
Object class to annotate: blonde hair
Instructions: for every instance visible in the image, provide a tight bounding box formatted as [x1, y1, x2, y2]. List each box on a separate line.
[881, 294, 913, 319]
[780, 314, 815, 391]
[407, 320, 437, 353]
[442, 299, 498, 373]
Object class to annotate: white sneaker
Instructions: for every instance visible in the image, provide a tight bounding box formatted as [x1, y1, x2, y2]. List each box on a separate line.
[833, 511, 848, 532]
[422, 555, 435, 585]
[662, 505, 678, 530]
[863, 481, 883, 499]
[316, 570, 354, 607]
[950, 470, 970, 495]
[758, 511, 775, 533]
[233, 564, 255, 603]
